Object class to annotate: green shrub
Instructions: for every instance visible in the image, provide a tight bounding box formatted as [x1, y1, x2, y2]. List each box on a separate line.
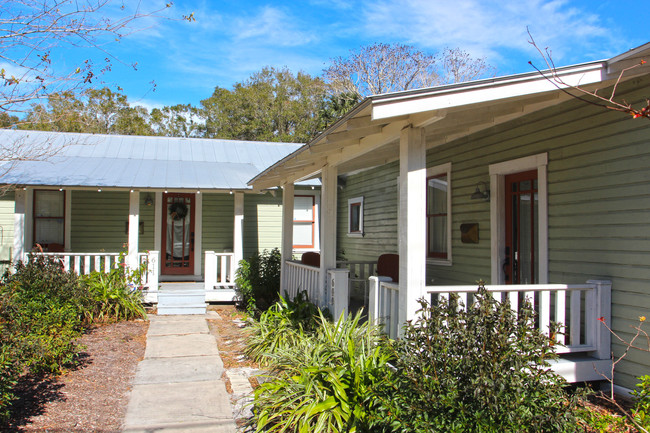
[245, 292, 324, 366]
[82, 268, 146, 323]
[632, 375, 650, 429]
[235, 248, 282, 315]
[251, 310, 391, 432]
[366, 285, 581, 433]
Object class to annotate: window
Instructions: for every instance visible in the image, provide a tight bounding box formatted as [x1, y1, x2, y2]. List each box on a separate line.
[426, 163, 452, 265]
[34, 190, 65, 251]
[293, 195, 315, 248]
[347, 196, 364, 236]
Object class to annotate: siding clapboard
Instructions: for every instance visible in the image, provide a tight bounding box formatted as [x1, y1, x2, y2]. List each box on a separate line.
[243, 192, 283, 259]
[339, 75, 650, 389]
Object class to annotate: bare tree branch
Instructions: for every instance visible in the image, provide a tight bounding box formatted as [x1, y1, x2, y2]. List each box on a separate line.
[527, 28, 650, 120]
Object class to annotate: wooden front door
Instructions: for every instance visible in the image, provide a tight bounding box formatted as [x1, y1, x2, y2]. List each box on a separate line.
[161, 193, 195, 275]
[504, 170, 539, 284]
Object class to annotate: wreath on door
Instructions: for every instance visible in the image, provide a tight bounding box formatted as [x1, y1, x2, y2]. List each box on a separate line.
[169, 202, 188, 221]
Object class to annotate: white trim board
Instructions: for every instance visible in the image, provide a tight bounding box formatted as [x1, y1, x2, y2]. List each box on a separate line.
[489, 153, 548, 285]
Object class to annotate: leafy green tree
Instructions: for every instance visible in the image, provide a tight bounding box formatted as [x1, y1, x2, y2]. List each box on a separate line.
[24, 88, 153, 135]
[316, 92, 361, 133]
[149, 104, 200, 137]
[200, 67, 326, 143]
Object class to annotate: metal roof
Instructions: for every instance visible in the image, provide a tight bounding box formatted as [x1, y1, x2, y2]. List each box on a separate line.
[0, 130, 314, 190]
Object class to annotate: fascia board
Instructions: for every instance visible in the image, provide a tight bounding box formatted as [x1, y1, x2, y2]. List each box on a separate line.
[371, 63, 606, 121]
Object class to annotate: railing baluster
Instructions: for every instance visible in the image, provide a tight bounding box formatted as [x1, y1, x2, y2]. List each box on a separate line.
[94, 256, 101, 273]
[64, 255, 71, 272]
[555, 290, 566, 345]
[570, 290, 582, 347]
[74, 256, 80, 275]
[220, 255, 227, 284]
[508, 291, 519, 320]
[84, 256, 91, 275]
[540, 290, 551, 337]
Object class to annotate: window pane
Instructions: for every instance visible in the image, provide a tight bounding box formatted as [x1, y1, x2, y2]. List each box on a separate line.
[428, 215, 447, 256]
[349, 203, 360, 232]
[35, 190, 64, 217]
[293, 222, 313, 246]
[35, 219, 64, 244]
[294, 196, 314, 221]
[427, 176, 447, 214]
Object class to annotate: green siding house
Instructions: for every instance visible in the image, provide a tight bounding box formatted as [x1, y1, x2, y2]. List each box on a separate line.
[249, 42, 650, 393]
[0, 130, 320, 303]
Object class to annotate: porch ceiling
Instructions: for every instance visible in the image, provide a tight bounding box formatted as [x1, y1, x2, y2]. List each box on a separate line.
[248, 42, 650, 190]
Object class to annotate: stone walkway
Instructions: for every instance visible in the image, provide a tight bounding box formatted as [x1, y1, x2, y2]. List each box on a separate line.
[122, 315, 239, 432]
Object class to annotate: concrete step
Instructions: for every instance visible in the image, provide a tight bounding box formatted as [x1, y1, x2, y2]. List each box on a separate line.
[158, 293, 205, 307]
[157, 305, 206, 315]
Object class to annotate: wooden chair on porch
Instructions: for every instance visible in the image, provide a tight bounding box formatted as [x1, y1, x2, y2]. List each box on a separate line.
[301, 252, 320, 267]
[376, 253, 399, 283]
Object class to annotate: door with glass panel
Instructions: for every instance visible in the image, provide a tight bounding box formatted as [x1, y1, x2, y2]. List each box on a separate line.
[161, 193, 195, 275]
[504, 170, 538, 284]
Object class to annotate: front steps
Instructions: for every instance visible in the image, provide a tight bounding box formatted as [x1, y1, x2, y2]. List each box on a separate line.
[157, 283, 206, 315]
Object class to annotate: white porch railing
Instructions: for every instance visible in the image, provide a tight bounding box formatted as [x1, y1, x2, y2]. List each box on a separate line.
[369, 279, 612, 359]
[204, 251, 236, 290]
[27, 251, 160, 302]
[284, 260, 322, 305]
[283, 260, 350, 318]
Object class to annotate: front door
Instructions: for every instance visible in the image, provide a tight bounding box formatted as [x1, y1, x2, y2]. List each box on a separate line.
[162, 193, 195, 275]
[504, 170, 538, 284]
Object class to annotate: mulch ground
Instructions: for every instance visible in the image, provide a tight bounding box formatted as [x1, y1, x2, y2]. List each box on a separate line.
[4, 320, 148, 433]
[207, 304, 257, 370]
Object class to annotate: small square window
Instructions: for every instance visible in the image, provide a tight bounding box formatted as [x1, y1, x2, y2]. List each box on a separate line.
[347, 197, 363, 236]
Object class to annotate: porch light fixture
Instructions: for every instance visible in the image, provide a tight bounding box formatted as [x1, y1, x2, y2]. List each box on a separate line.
[229, 190, 233, 195]
[470, 181, 490, 201]
[97, 188, 102, 192]
[144, 194, 153, 206]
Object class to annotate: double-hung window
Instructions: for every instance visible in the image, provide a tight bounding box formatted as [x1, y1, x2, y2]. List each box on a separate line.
[347, 196, 364, 236]
[426, 163, 452, 265]
[34, 190, 65, 251]
[293, 195, 316, 249]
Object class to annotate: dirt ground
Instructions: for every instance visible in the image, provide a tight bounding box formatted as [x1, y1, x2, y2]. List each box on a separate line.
[207, 304, 257, 370]
[4, 320, 148, 433]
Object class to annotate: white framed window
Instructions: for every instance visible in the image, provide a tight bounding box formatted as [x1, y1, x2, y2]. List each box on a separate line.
[293, 195, 316, 248]
[33, 189, 65, 251]
[426, 162, 452, 265]
[347, 196, 364, 237]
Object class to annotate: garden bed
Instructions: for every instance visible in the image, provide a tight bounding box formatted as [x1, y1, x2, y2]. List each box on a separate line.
[5, 320, 147, 432]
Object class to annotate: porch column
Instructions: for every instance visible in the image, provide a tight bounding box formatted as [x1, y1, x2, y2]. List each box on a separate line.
[13, 189, 26, 263]
[398, 126, 427, 331]
[154, 192, 162, 275]
[320, 165, 338, 307]
[127, 191, 140, 270]
[233, 191, 244, 266]
[280, 183, 294, 294]
[64, 190, 72, 251]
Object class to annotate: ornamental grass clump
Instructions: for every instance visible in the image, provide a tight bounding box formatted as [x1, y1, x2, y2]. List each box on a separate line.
[366, 285, 582, 433]
[250, 310, 392, 433]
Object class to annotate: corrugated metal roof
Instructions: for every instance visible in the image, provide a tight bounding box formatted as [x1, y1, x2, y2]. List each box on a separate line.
[0, 130, 315, 190]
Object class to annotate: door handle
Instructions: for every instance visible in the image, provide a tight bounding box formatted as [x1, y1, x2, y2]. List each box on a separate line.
[191, 232, 195, 249]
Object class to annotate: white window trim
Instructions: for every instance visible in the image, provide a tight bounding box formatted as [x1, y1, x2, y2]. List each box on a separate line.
[293, 191, 321, 253]
[347, 196, 364, 237]
[489, 153, 548, 284]
[426, 162, 452, 266]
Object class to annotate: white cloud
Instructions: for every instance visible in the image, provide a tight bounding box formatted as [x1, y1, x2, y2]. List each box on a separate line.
[361, 0, 622, 69]
[232, 6, 317, 47]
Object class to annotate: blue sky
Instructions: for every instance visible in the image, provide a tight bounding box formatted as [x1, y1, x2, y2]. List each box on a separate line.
[49, 0, 650, 110]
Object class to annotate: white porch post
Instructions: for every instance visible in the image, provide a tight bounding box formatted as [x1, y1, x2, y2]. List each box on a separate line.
[398, 126, 427, 332]
[194, 191, 203, 277]
[154, 191, 163, 276]
[280, 184, 294, 294]
[233, 192, 244, 267]
[13, 189, 26, 263]
[320, 165, 338, 308]
[128, 191, 140, 270]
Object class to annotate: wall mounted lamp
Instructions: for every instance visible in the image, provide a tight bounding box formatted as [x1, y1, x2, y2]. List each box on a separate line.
[144, 194, 153, 206]
[470, 181, 490, 201]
